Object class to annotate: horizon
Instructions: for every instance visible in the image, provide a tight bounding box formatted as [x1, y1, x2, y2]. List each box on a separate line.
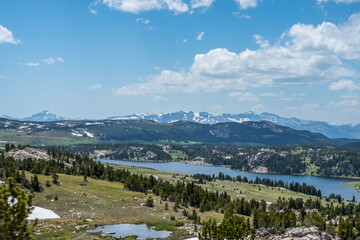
[1, 0, 360, 124]
[3, 109, 359, 125]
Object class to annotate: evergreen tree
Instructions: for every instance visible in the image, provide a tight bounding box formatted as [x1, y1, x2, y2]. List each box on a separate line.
[0, 177, 37, 239]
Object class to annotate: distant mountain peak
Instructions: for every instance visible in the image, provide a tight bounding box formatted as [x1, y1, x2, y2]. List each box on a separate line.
[2, 110, 67, 122]
[22, 110, 66, 122]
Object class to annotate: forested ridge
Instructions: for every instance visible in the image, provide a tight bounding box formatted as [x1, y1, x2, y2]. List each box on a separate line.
[52, 143, 360, 177]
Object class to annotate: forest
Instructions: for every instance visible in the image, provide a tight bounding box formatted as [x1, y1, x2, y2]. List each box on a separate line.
[49, 143, 360, 177]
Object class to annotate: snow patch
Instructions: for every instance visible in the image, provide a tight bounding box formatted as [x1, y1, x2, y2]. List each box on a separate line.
[27, 206, 60, 220]
[71, 131, 82, 137]
[85, 122, 104, 126]
[84, 131, 94, 138]
[228, 118, 250, 123]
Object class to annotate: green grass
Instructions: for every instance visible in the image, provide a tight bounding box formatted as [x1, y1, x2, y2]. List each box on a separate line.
[343, 182, 360, 192]
[165, 149, 188, 159]
[29, 173, 188, 239]
[25, 163, 339, 239]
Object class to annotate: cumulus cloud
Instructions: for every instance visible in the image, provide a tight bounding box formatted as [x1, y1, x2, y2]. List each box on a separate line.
[101, 0, 189, 14]
[191, 0, 215, 8]
[0, 25, 20, 44]
[228, 92, 258, 101]
[318, 0, 360, 3]
[43, 57, 64, 65]
[235, 0, 258, 10]
[24, 62, 40, 67]
[328, 99, 360, 107]
[233, 12, 251, 19]
[114, 13, 360, 96]
[90, 84, 102, 90]
[261, 91, 284, 97]
[136, 18, 150, 24]
[329, 80, 360, 91]
[196, 32, 204, 40]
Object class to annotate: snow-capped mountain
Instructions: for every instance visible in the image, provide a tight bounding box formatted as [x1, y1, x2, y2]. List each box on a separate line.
[2, 110, 360, 139]
[108, 111, 360, 139]
[3, 110, 67, 122]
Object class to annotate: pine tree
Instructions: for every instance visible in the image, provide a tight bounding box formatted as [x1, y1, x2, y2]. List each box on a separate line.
[145, 196, 154, 207]
[30, 175, 42, 192]
[0, 177, 37, 239]
[52, 172, 59, 185]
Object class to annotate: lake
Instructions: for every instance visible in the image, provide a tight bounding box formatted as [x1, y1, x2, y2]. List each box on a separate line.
[98, 159, 360, 201]
[87, 223, 172, 239]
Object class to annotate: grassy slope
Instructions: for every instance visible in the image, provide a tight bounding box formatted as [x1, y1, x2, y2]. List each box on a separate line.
[344, 182, 360, 192]
[29, 164, 339, 239]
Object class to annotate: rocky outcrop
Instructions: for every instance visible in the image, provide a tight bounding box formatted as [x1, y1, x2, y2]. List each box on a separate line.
[5, 147, 72, 167]
[5, 147, 50, 161]
[251, 227, 338, 240]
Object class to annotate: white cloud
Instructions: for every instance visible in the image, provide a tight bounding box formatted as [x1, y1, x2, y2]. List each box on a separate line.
[0, 75, 5, 79]
[228, 92, 258, 101]
[24, 62, 40, 67]
[0, 25, 20, 44]
[340, 92, 358, 99]
[90, 84, 102, 90]
[114, 13, 360, 96]
[261, 91, 284, 97]
[43, 57, 64, 65]
[235, 0, 258, 10]
[196, 32, 204, 40]
[292, 93, 306, 97]
[101, 0, 188, 14]
[233, 12, 251, 19]
[191, 0, 215, 8]
[318, 0, 360, 3]
[89, 0, 100, 14]
[153, 95, 168, 100]
[329, 79, 360, 91]
[136, 18, 150, 24]
[302, 103, 319, 109]
[328, 99, 360, 107]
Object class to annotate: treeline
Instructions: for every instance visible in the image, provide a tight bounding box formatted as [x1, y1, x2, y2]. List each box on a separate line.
[172, 144, 360, 177]
[200, 197, 360, 240]
[194, 173, 322, 197]
[41, 143, 360, 177]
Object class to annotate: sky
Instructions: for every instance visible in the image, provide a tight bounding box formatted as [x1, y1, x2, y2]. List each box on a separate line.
[1, 0, 360, 124]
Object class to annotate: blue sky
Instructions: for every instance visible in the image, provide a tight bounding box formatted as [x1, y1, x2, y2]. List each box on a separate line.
[1, 0, 360, 123]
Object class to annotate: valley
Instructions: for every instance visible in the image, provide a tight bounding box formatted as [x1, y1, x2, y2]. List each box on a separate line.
[1, 146, 358, 239]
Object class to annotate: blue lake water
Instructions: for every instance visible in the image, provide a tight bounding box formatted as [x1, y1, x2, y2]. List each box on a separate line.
[87, 223, 172, 239]
[98, 159, 360, 201]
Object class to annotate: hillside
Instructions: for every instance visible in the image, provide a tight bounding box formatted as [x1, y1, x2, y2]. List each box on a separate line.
[0, 118, 358, 147]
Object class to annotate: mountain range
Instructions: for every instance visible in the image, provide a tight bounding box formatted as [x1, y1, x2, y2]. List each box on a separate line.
[1, 118, 354, 146]
[3, 110, 360, 139]
[109, 111, 360, 139]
